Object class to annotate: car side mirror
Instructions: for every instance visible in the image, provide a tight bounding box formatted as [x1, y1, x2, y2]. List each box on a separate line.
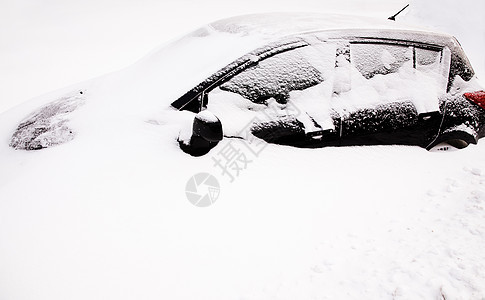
[193, 111, 223, 142]
[179, 111, 223, 156]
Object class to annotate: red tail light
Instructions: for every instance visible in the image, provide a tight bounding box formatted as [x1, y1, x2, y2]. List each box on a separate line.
[464, 91, 485, 109]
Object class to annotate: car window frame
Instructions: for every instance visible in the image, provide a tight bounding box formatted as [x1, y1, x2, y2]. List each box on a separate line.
[170, 38, 310, 113]
[172, 30, 475, 113]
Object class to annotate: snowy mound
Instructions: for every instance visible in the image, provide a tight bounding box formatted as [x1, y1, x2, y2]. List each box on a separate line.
[1, 11, 485, 300]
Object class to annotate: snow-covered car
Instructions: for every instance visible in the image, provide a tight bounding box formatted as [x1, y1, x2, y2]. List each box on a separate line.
[7, 13, 485, 155]
[4, 12, 485, 300]
[172, 16, 485, 156]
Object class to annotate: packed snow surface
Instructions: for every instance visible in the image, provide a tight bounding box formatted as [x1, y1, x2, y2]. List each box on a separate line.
[1, 6, 485, 300]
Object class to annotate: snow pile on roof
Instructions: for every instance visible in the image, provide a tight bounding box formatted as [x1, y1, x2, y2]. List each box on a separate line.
[9, 91, 85, 150]
[209, 12, 426, 37]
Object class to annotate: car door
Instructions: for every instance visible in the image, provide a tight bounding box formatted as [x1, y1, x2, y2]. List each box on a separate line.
[334, 40, 450, 147]
[205, 39, 340, 146]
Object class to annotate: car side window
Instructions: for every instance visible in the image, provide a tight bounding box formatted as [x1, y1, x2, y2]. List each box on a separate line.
[350, 43, 413, 79]
[350, 43, 448, 81]
[336, 42, 451, 114]
[219, 45, 334, 104]
[207, 43, 338, 136]
[416, 47, 441, 67]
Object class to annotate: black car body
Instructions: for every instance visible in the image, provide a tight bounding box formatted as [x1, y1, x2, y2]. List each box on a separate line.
[171, 23, 485, 155]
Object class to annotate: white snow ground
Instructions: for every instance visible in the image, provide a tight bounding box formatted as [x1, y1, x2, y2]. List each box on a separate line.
[1, 1, 485, 299]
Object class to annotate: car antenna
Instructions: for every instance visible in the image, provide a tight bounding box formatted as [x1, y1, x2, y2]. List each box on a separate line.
[388, 4, 409, 21]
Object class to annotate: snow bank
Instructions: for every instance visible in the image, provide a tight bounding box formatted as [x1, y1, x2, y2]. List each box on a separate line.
[1, 3, 485, 300]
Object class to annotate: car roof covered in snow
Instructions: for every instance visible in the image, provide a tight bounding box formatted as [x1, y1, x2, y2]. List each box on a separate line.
[207, 13, 424, 37]
[206, 13, 468, 58]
